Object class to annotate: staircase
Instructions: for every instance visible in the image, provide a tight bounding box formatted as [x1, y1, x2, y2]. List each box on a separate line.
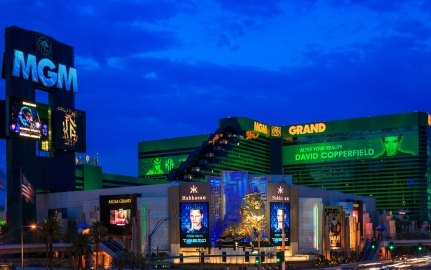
[100, 239, 129, 258]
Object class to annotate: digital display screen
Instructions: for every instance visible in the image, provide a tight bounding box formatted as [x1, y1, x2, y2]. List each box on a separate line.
[99, 194, 136, 235]
[140, 155, 188, 176]
[283, 134, 418, 165]
[53, 106, 86, 152]
[109, 209, 130, 226]
[8, 97, 49, 140]
[269, 202, 290, 246]
[324, 207, 342, 249]
[180, 202, 209, 247]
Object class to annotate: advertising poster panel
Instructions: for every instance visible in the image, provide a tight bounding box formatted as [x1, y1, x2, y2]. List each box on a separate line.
[267, 182, 290, 246]
[324, 206, 343, 249]
[100, 194, 136, 235]
[283, 135, 418, 165]
[53, 106, 86, 152]
[7, 96, 49, 140]
[179, 183, 210, 247]
[270, 202, 290, 246]
[180, 202, 209, 247]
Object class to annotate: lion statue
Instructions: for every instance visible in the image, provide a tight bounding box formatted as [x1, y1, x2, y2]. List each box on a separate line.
[220, 192, 267, 242]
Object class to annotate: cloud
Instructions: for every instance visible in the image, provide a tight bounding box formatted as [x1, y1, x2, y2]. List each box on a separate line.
[216, 0, 283, 17]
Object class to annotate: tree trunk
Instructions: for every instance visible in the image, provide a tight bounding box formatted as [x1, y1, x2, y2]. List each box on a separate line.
[49, 239, 53, 270]
[95, 243, 99, 270]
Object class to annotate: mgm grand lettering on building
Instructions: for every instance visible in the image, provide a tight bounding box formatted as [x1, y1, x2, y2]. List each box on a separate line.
[254, 121, 269, 136]
[11, 49, 78, 92]
[108, 198, 132, 204]
[288, 122, 326, 135]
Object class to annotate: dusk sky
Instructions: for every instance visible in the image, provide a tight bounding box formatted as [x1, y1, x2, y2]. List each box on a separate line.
[1, 0, 430, 177]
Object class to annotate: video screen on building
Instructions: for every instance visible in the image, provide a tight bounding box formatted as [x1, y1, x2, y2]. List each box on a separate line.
[7, 96, 49, 140]
[100, 194, 136, 235]
[324, 207, 342, 249]
[140, 155, 188, 176]
[110, 209, 130, 226]
[270, 202, 290, 246]
[53, 106, 86, 152]
[283, 134, 418, 165]
[180, 202, 209, 247]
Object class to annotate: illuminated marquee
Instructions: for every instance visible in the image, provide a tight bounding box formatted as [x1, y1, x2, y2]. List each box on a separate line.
[271, 185, 290, 201]
[271, 126, 282, 137]
[288, 123, 326, 135]
[12, 49, 78, 92]
[253, 121, 269, 136]
[108, 198, 132, 204]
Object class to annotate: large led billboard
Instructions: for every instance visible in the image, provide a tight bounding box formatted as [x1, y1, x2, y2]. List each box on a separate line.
[110, 208, 130, 226]
[324, 206, 343, 249]
[7, 96, 49, 140]
[180, 202, 209, 247]
[283, 134, 418, 165]
[100, 194, 137, 235]
[269, 202, 290, 246]
[53, 106, 86, 152]
[140, 156, 188, 176]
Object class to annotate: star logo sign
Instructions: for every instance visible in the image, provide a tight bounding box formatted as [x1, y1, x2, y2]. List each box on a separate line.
[190, 185, 198, 194]
[277, 186, 284, 194]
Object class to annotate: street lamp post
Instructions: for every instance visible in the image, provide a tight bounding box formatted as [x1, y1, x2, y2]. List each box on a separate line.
[21, 224, 37, 270]
[147, 217, 179, 256]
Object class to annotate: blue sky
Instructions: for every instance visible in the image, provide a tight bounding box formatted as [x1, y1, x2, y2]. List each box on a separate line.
[0, 0, 430, 176]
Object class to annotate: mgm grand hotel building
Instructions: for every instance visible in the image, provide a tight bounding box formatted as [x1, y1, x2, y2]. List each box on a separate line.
[140, 113, 431, 221]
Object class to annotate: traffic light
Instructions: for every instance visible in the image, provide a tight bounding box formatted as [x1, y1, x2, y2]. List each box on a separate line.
[245, 251, 250, 262]
[371, 240, 377, 249]
[418, 243, 424, 252]
[276, 251, 285, 264]
[255, 256, 260, 265]
[260, 251, 265, 263]
[388, 242, 395, 251]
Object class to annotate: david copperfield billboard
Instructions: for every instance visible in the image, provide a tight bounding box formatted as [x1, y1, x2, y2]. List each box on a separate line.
[100, 194, 137, 235]
[179, 183, 210, 247]
[283, 134, 418, 165]
[268, 183, 290, 246]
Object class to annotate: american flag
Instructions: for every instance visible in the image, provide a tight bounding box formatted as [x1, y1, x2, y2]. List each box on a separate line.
[21, 173, 34, 204]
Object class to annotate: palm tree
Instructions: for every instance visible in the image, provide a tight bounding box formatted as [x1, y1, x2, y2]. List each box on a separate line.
[89, 221, 108, 270]
[39, 215, 63, 270]
[69, 233, 91, 270]
[0, 221, 8, 243]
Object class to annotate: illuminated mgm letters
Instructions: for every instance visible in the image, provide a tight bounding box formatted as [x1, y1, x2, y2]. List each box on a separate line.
[12, 49, 78, 92]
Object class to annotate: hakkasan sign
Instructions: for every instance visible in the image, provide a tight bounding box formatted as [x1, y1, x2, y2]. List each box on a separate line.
[283, 135, 417, 165]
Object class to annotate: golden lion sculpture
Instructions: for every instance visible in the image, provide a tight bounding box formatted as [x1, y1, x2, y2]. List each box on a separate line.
[220, 192, 267, 241]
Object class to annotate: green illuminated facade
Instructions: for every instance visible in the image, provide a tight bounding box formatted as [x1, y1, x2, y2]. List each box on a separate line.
[138, 118, 282, 182]
[138, 113, 431, 220]
[283, 112, 430, 220]
[74, 164, 169, 190]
